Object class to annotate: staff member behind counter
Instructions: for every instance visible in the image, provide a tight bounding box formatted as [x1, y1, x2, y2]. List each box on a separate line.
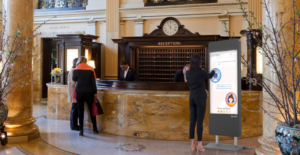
[119, 61, 138, 81]
[173, 64, 190, 82]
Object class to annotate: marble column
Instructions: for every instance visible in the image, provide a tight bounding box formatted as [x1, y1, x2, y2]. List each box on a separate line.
[255, 0, 298, 154]
[134, 19, 144, 36]
[87, 21, 96, 35]
[105, 0, 119, 79]
[120, 20, 125, 38]
[248, 0, 262, 29]
[3, 0, 39, 143]
[218, 15, 230, 36]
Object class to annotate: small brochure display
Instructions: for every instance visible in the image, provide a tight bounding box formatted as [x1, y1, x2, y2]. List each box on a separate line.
[204, 39, 252, 151]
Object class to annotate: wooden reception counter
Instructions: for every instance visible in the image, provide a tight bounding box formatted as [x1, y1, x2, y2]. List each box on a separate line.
[47, 81, 262, 141]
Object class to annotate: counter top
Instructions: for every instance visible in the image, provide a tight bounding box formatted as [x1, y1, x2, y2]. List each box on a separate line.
[97, 80, 193, 91]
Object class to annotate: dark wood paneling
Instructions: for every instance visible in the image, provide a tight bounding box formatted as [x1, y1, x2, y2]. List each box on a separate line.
[55, 34, 100, 84]
[112, 17, 241, 83]
[97, 80, 208, 91]
[92, 42, 102, 78]
[42, 38, 53, 98]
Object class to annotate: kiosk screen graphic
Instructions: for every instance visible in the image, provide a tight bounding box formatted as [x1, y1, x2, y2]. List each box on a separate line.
[209, 50, 238, 115]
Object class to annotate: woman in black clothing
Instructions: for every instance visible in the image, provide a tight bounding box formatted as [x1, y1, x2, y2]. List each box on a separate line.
[73, 56, 98, 136]
[186, 54, 215, 152]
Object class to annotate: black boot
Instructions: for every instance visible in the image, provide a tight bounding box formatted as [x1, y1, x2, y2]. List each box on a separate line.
[70, 103, 79, 130]
[79, 130, 83, 136]
[93, 126, 98, 134]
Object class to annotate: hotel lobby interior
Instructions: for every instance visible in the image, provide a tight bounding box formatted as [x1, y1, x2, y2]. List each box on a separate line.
[0, 0, 298, 155]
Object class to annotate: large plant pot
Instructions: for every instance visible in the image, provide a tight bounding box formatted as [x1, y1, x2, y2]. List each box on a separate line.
[0, 105, 8, 126]
[276, 123, 300, 154]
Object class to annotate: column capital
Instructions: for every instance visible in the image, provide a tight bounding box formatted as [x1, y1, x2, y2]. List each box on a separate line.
[87, 21, 96, 25]
[218, 15, 231, 20]
[134, 19, 144, 24]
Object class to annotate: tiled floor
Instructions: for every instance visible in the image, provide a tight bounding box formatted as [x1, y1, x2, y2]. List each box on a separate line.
[0, 104, 260, 155]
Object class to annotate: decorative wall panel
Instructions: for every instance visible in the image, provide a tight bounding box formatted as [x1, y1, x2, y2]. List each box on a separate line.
[38, 0, 88, 9]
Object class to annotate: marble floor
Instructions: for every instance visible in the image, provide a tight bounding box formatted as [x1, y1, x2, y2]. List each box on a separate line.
[0, 104, 260, 155]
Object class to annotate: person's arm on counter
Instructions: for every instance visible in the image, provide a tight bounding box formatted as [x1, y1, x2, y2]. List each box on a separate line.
[173, 71, 179, 82]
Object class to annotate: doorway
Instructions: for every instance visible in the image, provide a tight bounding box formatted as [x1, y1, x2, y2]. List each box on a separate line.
[42, 38, 57, 99]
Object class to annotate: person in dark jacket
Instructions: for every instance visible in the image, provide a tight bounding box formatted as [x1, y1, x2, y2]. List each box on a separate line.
[73, 56, 98, 136]
[119, 61, 138, 81]
[173, 64, 190, 82]
[186, 54, 216, 152]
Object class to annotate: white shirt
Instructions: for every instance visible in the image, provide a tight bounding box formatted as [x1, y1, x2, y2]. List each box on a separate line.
[124, 66, 130, 78]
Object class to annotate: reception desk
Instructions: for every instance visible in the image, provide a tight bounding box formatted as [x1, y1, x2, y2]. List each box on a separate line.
[47, 81, 262, 141]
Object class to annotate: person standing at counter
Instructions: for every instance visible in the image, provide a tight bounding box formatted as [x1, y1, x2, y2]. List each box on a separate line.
[73, 56, 98, 136]
[173, 64, 190, 82]
[186, 54, 215, 152]
[119, 61, 138, 81]
[68, 58, 79, 131]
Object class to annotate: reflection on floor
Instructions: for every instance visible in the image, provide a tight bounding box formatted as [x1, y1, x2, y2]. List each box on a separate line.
[0, 104, 260, 155]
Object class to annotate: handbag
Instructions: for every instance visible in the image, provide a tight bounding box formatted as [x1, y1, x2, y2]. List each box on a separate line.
[73, 91, 77, 103]
[92, 98, 104, 116]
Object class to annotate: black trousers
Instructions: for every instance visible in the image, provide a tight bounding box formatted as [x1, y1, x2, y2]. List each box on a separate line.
[70, 103, 79, 129]
[189, 98, 207, 141]
[76, 93, 97, 131]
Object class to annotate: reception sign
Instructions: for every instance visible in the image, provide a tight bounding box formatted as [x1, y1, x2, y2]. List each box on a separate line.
[208, 39, 241, 138]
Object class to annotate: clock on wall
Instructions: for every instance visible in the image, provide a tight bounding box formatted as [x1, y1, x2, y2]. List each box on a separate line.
[162, 19, 179, 36]
[143, 17, 200, 37]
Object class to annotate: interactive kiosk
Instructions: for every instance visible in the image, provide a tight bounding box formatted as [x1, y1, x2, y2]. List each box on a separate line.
[204, 39, 251, 151]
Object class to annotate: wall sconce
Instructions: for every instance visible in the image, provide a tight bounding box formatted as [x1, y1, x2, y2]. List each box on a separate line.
[0, 125, 7, 146]
[88, 60, 96, 69]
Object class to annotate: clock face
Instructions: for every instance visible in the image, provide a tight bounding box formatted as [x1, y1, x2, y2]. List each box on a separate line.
[163, 20, 179, 36]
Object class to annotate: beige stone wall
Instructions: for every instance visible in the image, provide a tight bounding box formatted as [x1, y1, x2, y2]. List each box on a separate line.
[32, 1, 252, 101]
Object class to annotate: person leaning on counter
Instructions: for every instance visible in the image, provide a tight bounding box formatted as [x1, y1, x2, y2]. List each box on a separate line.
[173, 64, 190, 82]
[119, 61, 138, 81]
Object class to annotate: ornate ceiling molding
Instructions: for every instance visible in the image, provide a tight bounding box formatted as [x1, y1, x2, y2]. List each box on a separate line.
[33, 2, 248, 24]
[119, 2, 248, 20]
[119, 2, 248, 11]
[34, 9, 106, 24]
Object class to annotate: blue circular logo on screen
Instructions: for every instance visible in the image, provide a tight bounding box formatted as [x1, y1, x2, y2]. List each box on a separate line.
[210, 68, 221, 83]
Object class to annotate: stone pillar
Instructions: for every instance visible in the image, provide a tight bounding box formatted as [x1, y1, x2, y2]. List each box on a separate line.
[3, 0, 39, 143]
[134, 19, 144, 36]
[120, 20, 125, 38]
[241, 17, 248, 77]
[255, 0, 298, 154]
[105, 0, 119, 79]
[87, 21, 96, 35]
[218, 15, 230, 36]
[248, 0, 262, 29]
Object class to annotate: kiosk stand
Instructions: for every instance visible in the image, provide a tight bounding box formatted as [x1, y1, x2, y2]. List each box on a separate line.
[203, 39, 251, 151]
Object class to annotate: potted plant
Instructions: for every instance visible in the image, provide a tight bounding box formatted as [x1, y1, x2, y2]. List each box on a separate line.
[50, 68, 62, 83]
[0, 8, 55, 128]
[222, 0, 300, 154]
